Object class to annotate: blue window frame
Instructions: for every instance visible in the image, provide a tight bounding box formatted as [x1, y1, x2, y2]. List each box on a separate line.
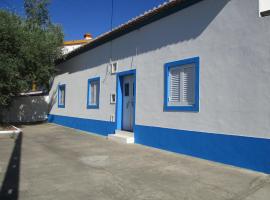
[87, 77, 100, 109]
[164, 57, 199, 112]
[58, 84, 66, 108]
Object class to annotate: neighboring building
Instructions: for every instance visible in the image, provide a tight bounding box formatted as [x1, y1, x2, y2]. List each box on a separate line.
[48, 0, 270, 173]
[62, 33, 92, 54]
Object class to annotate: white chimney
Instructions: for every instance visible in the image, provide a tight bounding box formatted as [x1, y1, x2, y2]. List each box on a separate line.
[84, 33, 93, 40]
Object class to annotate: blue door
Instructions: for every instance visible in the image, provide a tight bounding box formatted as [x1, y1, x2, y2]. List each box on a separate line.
[122, 75, 135, 131]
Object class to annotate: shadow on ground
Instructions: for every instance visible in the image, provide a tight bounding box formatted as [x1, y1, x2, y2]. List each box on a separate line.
[0, 132, 23, 200]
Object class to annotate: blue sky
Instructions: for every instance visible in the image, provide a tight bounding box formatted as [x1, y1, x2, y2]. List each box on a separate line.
[0, 0, 167, 40]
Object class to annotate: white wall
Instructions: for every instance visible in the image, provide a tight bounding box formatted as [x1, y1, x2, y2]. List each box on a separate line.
[62, 44, 83, 54]
[50, 0, 270, 139]
[1, 95, 49, 123]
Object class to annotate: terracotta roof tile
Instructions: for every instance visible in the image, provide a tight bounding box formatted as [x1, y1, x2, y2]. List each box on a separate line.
[63, 40, 90, 46]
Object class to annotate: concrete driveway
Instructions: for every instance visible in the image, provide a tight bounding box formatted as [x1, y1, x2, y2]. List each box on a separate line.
[0, 123, 269, 200]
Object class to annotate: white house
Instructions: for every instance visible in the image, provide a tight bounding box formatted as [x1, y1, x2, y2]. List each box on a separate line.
[48, 0, 270, 173]
[62, 33, 92, 54]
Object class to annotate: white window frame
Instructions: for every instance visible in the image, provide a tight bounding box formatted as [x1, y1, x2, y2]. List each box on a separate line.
[168, 64, 195, 106]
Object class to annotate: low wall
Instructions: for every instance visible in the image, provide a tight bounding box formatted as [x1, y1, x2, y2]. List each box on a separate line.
[0, 95, 49, 123]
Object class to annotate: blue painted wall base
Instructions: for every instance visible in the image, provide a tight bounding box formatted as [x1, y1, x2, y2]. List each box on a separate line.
[48, 114, 115, 136]
[47, 114, 270, 173]
[134, 124, 270, 174]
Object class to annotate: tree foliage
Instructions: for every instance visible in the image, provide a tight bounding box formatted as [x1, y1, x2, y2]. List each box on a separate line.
[0, 0, 63, 106]
[24, 0, 50, 27]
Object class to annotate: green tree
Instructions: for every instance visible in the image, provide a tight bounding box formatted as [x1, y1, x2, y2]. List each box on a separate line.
[0, 0, 63, 107]
[24, 0, 50, 27]
[0, 11, 28, 106]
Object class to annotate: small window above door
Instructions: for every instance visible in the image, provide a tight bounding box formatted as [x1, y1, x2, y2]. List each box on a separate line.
[58, 84, 66, 108]
[260, 0, 270, 17]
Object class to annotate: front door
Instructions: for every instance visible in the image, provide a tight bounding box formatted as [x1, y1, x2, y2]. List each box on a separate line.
[122, 75, 135, 131]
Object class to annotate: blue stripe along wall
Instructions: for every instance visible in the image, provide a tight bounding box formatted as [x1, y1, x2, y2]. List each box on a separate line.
[48, 114, 270, 173]
[48, 114, 115, 136]
[134, 124, 270, 174]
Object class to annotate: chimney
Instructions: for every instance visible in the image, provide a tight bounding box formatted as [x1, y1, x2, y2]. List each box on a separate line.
[84, 33, 92, 40]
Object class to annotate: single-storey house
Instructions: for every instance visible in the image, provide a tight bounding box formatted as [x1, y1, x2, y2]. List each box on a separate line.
[48, 0, 270, 173]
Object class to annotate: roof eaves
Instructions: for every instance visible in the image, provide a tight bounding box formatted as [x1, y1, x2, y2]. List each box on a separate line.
[56, 0, 203, 64]
[63, 40, 90, 46]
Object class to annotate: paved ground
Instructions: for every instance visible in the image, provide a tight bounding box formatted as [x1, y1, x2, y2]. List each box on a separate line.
[0, 124, 269, 200]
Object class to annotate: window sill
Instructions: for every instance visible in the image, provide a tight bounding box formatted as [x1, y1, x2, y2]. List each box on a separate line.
[87, 105, 99, 109]
[164, 104, 199, 112]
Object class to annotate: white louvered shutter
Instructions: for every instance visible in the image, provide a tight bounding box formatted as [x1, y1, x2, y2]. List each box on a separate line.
[61, 89, 65, 105]
[169, 64, 195, 106]
[169, 68, 181, 102]
[90, 81, 97, 105]
[182, 65, 195, 105]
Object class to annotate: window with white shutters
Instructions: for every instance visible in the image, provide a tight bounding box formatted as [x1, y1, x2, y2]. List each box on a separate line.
[89, 81, 98, 105]
[87, 77, 100, 109]
[60, 89, 65, 105]
[164, 57, 199, 111]
[58, 84, 66, 108]
[169, 64, 195, 106]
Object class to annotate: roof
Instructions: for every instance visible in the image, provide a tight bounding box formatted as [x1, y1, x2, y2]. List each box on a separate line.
[57, 0, 203, 64]
[63, 40, 90, 46]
